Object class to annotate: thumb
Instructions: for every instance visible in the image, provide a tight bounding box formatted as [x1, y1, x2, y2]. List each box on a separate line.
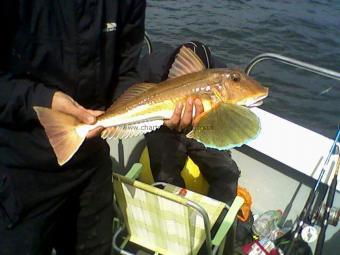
[86, 109, 105, 117]
[68, 103, 96, 124]
[51, 91, 97, 124]
[75, 107, 96, 124]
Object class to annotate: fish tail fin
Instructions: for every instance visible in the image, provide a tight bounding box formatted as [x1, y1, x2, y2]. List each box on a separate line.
[187, 103, 260, 150]
[34, 106, 88, 166]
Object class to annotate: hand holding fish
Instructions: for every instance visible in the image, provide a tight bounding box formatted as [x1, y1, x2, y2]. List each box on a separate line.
[164, 97, 204, 131]
[51, 91, 104, 138]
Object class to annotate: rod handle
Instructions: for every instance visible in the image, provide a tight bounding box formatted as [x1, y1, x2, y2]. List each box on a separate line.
[315, 228, 326, 255]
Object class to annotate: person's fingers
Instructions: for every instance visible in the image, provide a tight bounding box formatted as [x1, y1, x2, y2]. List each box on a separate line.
[193, 98, 204, 117]
[86, 126, 104, 138]
[164, 103, 183, 129]
[66, 100, 97, 124]
[192, 98, 204, 127]
[164, 98, 205, 131]
[179, 97, 194, 131]
[51, 92, 97, 124]
[71, 106, 96, 124]
[86, 109, 105, 117]
[74, 106, 103, 124]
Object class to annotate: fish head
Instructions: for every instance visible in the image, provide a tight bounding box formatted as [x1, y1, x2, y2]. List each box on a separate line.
[218, 69, 269, 107]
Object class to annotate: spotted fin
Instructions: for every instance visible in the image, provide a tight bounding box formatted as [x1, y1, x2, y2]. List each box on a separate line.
[101, 120, 164, 139]
[187, 103, 260, 150]
[168, 46, 206, 79]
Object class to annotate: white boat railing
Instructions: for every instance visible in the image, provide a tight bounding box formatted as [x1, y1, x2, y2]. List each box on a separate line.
[245, 53, 340, 81]
[144, 32, 153, 54]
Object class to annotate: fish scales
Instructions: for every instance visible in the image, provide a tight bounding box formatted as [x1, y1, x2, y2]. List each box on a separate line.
[97, 70, 221, 125]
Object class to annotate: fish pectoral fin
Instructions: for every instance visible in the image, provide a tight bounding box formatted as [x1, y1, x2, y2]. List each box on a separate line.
[168, 46, 206, 79]
[186, 103, 260, 150]
[101, 120, 164, 140]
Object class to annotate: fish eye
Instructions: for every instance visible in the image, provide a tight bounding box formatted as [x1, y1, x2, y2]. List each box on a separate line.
[230, 73, 241, 82]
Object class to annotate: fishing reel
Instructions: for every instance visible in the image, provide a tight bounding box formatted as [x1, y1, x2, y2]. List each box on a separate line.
[313, 204, 339, 227]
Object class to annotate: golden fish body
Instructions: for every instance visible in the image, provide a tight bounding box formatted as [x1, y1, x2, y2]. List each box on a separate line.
[93, 69, 268, 137]
[34, 46, 268, 166]
[97, 70, 220, 128]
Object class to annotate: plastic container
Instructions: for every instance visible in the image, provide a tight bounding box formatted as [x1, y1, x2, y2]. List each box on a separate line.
[252, 210, 282, 240]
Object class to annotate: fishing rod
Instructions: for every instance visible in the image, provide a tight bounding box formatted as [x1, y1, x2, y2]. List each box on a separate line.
[314, 151, 340, 255]
[286, 129, 340, 254]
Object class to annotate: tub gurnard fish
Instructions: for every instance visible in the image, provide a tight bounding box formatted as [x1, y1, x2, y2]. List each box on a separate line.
[34, 46, 269, 165]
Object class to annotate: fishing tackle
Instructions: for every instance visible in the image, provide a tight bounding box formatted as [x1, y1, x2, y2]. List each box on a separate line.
[314, 150, 339, 254]
[286, 129, 340, 255]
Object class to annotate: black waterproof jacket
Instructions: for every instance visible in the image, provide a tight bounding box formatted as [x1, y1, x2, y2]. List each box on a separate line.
[0, 0, 145, 171]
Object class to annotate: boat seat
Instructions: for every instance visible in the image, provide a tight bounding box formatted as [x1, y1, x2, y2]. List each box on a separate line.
[113, 163, 244, 255]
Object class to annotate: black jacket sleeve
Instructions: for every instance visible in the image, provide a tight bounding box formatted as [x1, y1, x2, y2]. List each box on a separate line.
[0, 73, 56, 125]
[0, 1, 56, 125]
[113, 0, 146, 100]
[138, 50, 174, 83]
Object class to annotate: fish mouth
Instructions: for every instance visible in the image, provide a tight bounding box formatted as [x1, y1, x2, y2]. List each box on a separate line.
[243, 94, 268, 107]
[248, 100, 263, 107]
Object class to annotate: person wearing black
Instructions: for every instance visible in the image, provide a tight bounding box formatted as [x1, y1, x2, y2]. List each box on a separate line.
[0, 2, 203, 253]
[0, 1, 205, 255]
[0, 1, 147, 254]
[139, 41, 241, 206]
